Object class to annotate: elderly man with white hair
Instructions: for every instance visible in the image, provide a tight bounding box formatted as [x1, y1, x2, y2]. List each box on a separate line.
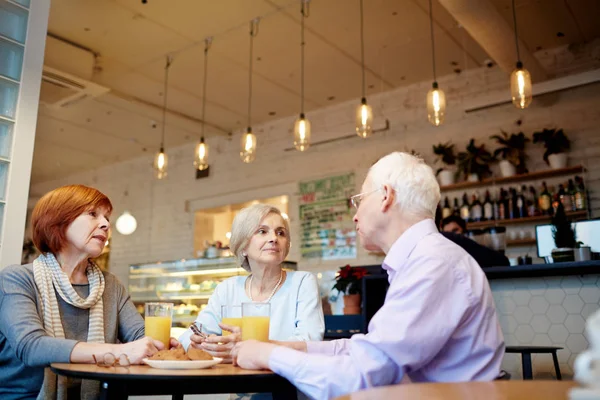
[232, 152, 505, 400]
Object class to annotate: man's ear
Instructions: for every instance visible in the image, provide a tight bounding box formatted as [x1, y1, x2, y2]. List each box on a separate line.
[381, 184, 395, 212]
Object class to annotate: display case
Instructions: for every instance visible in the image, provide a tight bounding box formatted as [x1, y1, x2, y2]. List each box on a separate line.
[128, 257, 297, 326]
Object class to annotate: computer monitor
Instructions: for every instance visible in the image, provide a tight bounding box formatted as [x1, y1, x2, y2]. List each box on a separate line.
[535, 219, 600, 258]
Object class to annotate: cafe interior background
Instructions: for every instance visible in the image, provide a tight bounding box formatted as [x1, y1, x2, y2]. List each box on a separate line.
[3, 0, 600, 382]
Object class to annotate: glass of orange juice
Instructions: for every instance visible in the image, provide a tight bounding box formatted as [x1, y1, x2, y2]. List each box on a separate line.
[241, 302, 270, 342]
[221, 305, 242, 336]
[144, 302, 173, 347]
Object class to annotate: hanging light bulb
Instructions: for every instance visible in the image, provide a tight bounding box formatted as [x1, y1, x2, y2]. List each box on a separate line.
[240, 127, 257, 163]
[355, 0, 374, 138]
[153, 146, 168, 179]
[426, 82, 446, 127]
[510, 0, 532, 109]
[294, 113, 311, 151]
[154, 56, 172, 179]
[116, 211, 137, 235]
[426, 0, 445, 127]
[194, 37, 212, 171]
[510, 64, 532, 109]
[194, 138, 209, 171]
[355, 98, 373, 138]
[293, 2, 311, 151]
[241, 19, 259, 162]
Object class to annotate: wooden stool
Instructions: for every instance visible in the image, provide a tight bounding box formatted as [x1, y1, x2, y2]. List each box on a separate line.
[505, 346, 563, 380]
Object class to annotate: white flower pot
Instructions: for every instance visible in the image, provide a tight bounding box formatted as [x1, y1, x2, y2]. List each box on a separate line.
[499, 160, 517, 177]
[467, 173, 479, 182]
[548, 153, 568, 169]
[437, 169, 455, 186]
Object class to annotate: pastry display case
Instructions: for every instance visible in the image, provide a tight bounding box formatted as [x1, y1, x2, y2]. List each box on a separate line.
[128, 257, 297, 326]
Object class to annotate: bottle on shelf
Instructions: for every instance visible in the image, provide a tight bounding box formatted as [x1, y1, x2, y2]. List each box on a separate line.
[497, 189, 506, 220]
[558, 184, 573, 211]
[567, 179, 577, 211]
[453, 198, 460, 216]
[516, 186, 527, 218]
[507, 187, 516, 220]
[442, 197, 452, 219]
[470, 192, 483, 222]
[574, 176, 587, 211]
[483, 190, 494, 222]
[528, 186, 539, 216]
[460, 193, 471, 222]
[538, 181, 552, 215]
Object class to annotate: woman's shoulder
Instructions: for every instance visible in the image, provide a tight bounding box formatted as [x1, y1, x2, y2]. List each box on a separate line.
[285, 270, 318, 288]
[0, 263, 35, 293]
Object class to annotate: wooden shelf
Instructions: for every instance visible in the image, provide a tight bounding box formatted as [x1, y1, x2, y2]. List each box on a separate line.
[507, 238, 537, 247]
[466, 210, 588, 230]
[441, 165, 585, 192]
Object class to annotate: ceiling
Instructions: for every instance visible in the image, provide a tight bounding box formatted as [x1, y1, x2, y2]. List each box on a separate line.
[31, 0, 600, 184]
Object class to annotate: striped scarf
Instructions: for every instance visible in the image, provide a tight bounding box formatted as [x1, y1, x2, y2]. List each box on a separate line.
[33, 253, 106, 400]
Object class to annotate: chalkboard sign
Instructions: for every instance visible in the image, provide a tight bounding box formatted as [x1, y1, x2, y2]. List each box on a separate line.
[298, 173, 357, 260]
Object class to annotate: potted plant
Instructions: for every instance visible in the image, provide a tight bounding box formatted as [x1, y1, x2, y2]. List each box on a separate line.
[432, 142, 457, 186]
[332, 265, 368, 315]
[551, 203, 577, 262]
[456, 139, 495, 182]
[533, 128, 571, 169]
[490, 130, 530, 177]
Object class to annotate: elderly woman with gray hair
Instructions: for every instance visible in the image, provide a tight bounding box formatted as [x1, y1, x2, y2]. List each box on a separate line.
[178, 204, 324, 362]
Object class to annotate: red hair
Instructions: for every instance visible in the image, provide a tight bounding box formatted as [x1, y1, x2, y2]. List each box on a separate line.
[31, 185, 112, 254]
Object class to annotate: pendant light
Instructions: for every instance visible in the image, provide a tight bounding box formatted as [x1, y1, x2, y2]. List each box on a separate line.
[426, 0, 446, 127]
[241, 19, 259, 163]
[115, 190, 137, 235]
[194, 37, 212, 171]
[293, 0, 311, 151]
[510, 0, 532, 109]
[355, 0, 373, 138]
[154, 56, 172, 179]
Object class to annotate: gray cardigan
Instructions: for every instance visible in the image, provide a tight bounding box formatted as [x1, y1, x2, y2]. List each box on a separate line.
[0, 263, 145, 400]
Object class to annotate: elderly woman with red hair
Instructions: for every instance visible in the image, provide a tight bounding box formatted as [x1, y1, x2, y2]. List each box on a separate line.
[0, 185, 164, 400]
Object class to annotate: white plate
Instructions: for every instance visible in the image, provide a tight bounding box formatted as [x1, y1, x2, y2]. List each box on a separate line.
[143, 357, 222, 370]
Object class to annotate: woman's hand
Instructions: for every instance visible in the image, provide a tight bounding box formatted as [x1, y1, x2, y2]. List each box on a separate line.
[120, 336, 165, 364]
[169, 337, 181, 349]
[192, 322, 241, 363]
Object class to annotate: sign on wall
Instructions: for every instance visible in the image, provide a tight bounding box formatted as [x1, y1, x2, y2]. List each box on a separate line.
[298, 173, 357, 260]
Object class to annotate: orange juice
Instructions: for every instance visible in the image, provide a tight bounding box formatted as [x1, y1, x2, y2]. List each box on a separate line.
[221, 317, 243, 336]
[145, 316, 171, 347]
[242, 316, 270, 341]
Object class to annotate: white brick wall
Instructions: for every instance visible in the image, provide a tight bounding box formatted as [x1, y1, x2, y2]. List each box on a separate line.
[31, 61, 600, 284]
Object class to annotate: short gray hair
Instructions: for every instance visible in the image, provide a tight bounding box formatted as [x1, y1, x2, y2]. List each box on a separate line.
[229, 204, 291, 271]
[368, 152, 440, 219]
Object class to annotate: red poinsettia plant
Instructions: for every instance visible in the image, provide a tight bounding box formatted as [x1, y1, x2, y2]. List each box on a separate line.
[332, 265, 368, 295]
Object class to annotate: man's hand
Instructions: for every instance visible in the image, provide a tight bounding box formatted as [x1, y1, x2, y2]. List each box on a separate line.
[232, 340, 277, 370]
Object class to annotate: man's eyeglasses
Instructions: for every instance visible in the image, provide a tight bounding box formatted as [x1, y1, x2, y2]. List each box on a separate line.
[93, 353, 130, 369]
[350, 188, 381, 209]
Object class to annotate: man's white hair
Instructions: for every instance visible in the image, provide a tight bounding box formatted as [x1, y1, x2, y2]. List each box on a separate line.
[368, 152, 440, 219]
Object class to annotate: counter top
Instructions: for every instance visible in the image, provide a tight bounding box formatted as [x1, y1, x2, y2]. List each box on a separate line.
[483, 260, 600, 279]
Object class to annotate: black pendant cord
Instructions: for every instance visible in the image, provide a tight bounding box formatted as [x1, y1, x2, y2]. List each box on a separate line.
[511, 0, 521, 64]
[300, 1, 307, 116]
[359, 0, 366, 100]
[428, 0, 437, 84]
[200, 37, 212, 142]
[161, 55, 172, 151]
[247, 19, 259, 131]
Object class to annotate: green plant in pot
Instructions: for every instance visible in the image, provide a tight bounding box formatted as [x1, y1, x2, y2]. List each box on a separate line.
[432, 142, 456, 186]
[490, 130, 530, 177]
[551, 203, 577, 262]
[532, 128, 571, 169]
[456, 139, 495, 182]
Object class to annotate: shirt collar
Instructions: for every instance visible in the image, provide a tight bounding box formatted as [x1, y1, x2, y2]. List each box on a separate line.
[382, 218, 439, 277]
